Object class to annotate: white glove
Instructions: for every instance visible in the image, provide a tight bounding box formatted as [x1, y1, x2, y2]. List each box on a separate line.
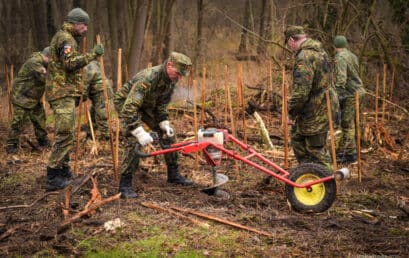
[131, 126, 153, 146]
[159, 120, 174, 137]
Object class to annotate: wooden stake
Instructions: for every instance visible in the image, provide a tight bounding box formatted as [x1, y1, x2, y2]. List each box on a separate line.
[125, 63, 129, 81]
[267, 60, 273, 127]
[170, 205, 273, 238]
[355, 91, 362, 182]
[201, 65, 206, 126]
[214, 63, 220, 116]
[193, 80, 199, 170]
[237, 63, 246, 143]
[381, 64, 387, 124]
[4, 64, 12, 122]
[282, 67, 289, 169]
[226, 65, 235, 137]
[375, 73, 379, 125]
[388, 65, 395, 121]
[85, 102, 98, 156]
[224, 65, 228, 126]
[326, 91, 337, 171]
[96, 35, 118, 180]
[10, 65, 14, 119]
[74, 37, 87, 174]
[115, 48, 122, 183]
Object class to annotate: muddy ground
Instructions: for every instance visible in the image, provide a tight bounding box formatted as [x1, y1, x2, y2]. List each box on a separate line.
[0, 109, 408, 257]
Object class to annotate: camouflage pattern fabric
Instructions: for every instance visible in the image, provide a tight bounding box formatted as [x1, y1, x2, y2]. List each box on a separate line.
[7, 103, 47, 146]
[114, 62, 178, 176]
[46, 22, 95, 102]
[84, 61, 112, 139]
[334, 48, 365, 155]
[47, 97, 75, 169]
[7, 52, 48, 147]
[11, 52, 47, 108]
[288, 38, 332, 169]
[46, 22, 96, 169]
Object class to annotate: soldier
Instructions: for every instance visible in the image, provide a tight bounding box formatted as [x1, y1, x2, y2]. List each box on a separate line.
[114, 52, 194, 198]
[6, 47, 50, 154]
[333, 35, 365, 163]
[83, 60, 112, 140]
[45, 7, 104, 191]
[284, 26, 332, 170]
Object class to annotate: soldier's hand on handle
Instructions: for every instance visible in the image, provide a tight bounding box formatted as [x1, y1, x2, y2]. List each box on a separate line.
[131, 126, 153, 146]
[93, 44, 104, 57]
[159, 120, 174, 137]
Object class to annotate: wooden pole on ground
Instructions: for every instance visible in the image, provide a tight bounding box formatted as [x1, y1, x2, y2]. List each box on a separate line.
[282, 67, 289, 169]
[326, 91, 337, 171]
[114, 48, 122, 183]
[96, 35, 117, 179]
[381, 63, 387, 124]
[201, 65, 206, 126]
[74, 37, 87, 174]
[375, 73, 379, 125]
[355, 91, 362, 182]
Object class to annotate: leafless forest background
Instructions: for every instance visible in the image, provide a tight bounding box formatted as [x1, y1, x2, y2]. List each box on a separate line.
[0, 0, 409, 102]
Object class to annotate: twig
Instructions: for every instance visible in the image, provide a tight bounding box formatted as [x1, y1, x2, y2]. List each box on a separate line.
[141, 202, 210, 228]
[170, 205, 273, 238]
[0, 225, 20, 241]
[0, 192, 58, 210]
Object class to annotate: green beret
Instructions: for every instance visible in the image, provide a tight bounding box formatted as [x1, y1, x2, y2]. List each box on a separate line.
[284, 25, 305, 42]
[66, 8, 90, 24]
[42, 47, 50, 57]
[334, 35, 348, 48]
[169, 52, 192, 76]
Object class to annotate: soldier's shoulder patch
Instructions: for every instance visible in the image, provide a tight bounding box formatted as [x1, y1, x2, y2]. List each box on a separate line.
[64, 45, 72, 54]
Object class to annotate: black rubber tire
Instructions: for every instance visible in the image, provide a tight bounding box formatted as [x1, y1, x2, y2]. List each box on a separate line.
[285, 163, 337, 213]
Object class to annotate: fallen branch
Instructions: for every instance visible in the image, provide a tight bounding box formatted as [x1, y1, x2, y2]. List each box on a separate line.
[169, 205, 273, 237]
[0, 225, 20, 241]
[141, 202, 210, 228]
[0, 192, 58, 210]
[58, 177, 121, 233]
[365, 91, 409, 116]
[254, 111, 275, 150]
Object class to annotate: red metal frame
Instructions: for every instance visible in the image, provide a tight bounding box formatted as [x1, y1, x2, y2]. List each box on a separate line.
[144, 130, 335, 189]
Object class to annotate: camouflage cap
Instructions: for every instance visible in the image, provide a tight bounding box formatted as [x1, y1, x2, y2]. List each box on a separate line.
[42, 46, 50, 57]
[169, 52, 192, 76]
[334, 35, 348, 48]
[66, 8, 90, 25]
[284, 25, 305, 43]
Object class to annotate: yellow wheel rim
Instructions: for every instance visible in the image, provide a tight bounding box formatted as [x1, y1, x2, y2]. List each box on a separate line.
[293, 173, 325, 206]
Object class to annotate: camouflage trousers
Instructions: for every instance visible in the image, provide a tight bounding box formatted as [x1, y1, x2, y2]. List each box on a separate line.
[291, 127, 332, 171]
[120, 110, 178, 177]
[48, 97, 75, 169]
[7, 102, 47, 146]
[338, 95, 363, 155]
[87, 91, 109, 139]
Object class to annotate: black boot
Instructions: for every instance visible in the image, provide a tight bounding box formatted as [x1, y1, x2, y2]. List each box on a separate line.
[38, 138, 50, 147]
[119, 173, 138, 199]
[167, 165, 193, 186]
[62, 165, 74, 180]
[46, 167, 72, 191]
[6, 144, 18, 154]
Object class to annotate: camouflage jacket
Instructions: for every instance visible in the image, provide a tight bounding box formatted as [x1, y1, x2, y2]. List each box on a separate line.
[334, 48, 365, 97]
[11, 52, 47, 109]
[114, 63, 175, 133]
[46, 22, 95, 102]
[84, 60, 105, 96]
[289, 38, 331, 135]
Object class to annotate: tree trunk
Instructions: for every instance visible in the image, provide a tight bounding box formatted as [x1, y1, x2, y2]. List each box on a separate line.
[257, 0, 267, 55]
[237, 0, 250, 55]
[194, 0, 204, 69]
[128, 0, 149, 75]
[31, 0, 49, 49]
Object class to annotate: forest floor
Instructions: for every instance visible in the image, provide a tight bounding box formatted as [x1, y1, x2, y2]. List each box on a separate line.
[0, 97, 409, 257]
